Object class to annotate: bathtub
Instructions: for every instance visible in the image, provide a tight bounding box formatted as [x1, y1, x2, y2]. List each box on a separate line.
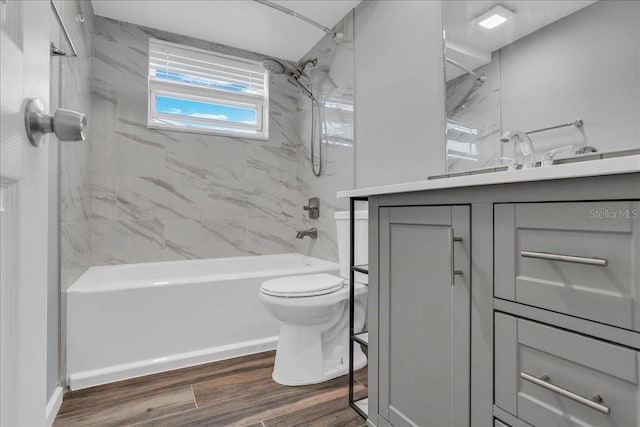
[67, 253, 339, 390]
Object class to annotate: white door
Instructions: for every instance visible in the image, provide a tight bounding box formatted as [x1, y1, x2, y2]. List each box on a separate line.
[1, 0, 51, 425]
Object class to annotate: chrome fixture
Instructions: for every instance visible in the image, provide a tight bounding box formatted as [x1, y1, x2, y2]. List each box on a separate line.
[521, 372, 610, 415]
[296, 228, 318, 240]
[303, 197, 320, 219]
[262, 57, 325, 177]
[24, 98, 86, 147]
[500, 130, 536, 169]
[575, 145, 597, 155]
[50, 0, 78, 57]
[526, 119, 583, 137]
[542, 145, 598, 166]
[521, 250, 607, 266]
[253, 0, 342, 40]
[262, 57, 318, 100]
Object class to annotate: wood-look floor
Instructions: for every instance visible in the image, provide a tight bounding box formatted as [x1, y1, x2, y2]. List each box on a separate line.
[54, 351, 368, 427]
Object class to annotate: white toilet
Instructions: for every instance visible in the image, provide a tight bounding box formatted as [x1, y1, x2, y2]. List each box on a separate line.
[259, 210, 368, 386]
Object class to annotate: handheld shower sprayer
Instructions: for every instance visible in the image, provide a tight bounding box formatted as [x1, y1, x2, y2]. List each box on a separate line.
[262, 57, 324, 177]
[261, 57, 317, 100]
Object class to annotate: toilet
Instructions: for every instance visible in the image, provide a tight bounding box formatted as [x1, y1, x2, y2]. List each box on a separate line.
[259, 210, 368, 386]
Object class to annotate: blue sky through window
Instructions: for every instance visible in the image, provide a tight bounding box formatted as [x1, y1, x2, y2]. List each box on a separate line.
[155, 96, 257, 125]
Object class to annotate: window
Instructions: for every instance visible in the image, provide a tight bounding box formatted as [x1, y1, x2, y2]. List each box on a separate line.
[148, 39, 269, 139]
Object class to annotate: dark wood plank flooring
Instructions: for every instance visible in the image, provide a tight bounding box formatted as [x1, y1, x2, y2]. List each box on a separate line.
[54, 351, 368, 427]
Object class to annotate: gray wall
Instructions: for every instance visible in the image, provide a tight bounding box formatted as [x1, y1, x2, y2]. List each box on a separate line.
[501, 0, 640, 157]
[354, 0, 446, 188]
[90, 18, 304, 265]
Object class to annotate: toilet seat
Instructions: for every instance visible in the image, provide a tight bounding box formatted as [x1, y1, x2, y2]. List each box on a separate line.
[260, 273, 344, 298]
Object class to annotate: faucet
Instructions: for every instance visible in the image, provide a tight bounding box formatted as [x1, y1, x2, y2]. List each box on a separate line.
[296, 228, 317, 239]
[500, 130, 536, 169]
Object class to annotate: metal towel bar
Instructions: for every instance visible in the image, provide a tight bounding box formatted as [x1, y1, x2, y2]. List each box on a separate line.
[526, 119, 583, 136]
[50, 0, 78, 57]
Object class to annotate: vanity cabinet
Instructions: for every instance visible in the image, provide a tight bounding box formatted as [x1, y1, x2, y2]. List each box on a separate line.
[495, 313, 640, 427]
[357, 172, 640, 427]
[495, 201, 640, 331]
[378, 206, 470, 427]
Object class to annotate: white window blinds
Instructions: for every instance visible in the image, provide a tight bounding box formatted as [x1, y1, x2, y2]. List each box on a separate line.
[147, 38, 269, 139]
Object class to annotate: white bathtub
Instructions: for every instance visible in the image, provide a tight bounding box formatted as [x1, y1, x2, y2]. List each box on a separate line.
[67, 253, 339, 390]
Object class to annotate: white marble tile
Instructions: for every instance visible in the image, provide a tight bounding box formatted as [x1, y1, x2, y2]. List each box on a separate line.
[90, 12, 356, 265]
[59, 0, 94, 290]
[91, 219, 166, 265]
[91, 174, 117, 220]
[163, 219, 246, 259]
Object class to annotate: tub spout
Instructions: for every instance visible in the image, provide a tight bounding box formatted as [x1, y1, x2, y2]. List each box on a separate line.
[296, 228, 317, 239]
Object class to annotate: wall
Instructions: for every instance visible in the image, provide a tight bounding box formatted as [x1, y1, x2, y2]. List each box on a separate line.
[354, 0, 446, 188]
[501, 0, 640, 157]
[60, 1, 94, 289]
[91, 17, 301, 265]
[56, 0, 94, 401]
[295, 11, 355, 262]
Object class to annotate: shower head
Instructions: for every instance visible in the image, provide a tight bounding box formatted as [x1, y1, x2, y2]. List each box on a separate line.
[262, 57, 318, 100]
[262, 57, 317, 77]
[262, 58, 286, 74]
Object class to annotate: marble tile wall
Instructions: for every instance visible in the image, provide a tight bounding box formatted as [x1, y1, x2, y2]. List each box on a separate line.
[90, 17, 302, 265]
[446, 52, 502, 173]
[294, 11, 356, 262]
[60, 0, 94, 290]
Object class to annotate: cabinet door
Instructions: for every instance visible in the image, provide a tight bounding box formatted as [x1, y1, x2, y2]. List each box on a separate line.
[379, 206, 470, 427]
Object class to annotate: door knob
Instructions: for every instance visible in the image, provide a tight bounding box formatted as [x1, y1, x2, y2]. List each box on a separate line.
[24, 98, 86, 146]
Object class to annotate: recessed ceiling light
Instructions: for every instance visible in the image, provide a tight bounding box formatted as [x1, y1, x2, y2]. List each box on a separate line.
[475, 5, 514, 30]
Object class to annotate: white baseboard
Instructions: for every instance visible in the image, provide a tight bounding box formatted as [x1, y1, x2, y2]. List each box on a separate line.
[46, 386, 63, 426]
[68, 336, 278, 390]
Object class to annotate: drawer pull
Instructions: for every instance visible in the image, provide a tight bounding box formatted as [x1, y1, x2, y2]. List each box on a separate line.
[520, 250, 608, 267]
[520, 372, 611, 415]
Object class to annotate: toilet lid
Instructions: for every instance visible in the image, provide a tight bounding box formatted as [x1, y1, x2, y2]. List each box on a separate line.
[260, 273, 344, 297]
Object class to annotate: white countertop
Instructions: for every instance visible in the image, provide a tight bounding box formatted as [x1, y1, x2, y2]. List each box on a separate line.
[337, 155, 640, 198]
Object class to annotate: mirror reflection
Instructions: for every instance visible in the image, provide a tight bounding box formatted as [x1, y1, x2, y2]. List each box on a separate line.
[443, 1, 640, 173]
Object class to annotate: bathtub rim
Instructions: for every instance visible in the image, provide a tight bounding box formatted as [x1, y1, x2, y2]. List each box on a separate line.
[69, 253, 339, 294]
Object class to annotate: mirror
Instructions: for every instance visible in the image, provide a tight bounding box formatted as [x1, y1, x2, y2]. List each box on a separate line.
[443, 1, 640, 173]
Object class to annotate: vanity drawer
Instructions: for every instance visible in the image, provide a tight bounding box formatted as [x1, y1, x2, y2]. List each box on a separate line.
[495, 313, 640, 427]
[494, 201, 640, 331]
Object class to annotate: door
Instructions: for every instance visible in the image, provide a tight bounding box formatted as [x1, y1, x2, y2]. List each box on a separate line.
[379, 205, 470, 427]
[1, 1, 51, 425]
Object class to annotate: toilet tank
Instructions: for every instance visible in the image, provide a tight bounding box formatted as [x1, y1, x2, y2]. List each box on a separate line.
[335, 210, 368, 284]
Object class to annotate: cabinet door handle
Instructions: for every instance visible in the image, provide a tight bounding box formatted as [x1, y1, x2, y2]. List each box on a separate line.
[520, 372, 610, 415]
[449, 229, 463, 286]
[520, 250, 608, 267]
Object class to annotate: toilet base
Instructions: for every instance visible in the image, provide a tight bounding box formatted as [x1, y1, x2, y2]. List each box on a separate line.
[271, 323, 368, 386]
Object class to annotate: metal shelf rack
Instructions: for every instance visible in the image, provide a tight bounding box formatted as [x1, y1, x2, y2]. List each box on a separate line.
[349, 196, 369, 419]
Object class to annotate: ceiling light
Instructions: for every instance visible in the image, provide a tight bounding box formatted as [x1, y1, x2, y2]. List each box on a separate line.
[475, 5, 514, 30]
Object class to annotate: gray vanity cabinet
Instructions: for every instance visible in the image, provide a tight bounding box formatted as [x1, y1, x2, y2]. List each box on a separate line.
[495, 312, 640, 427]
[495, 202, 640, 331]
[378, 205, 471, 427]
